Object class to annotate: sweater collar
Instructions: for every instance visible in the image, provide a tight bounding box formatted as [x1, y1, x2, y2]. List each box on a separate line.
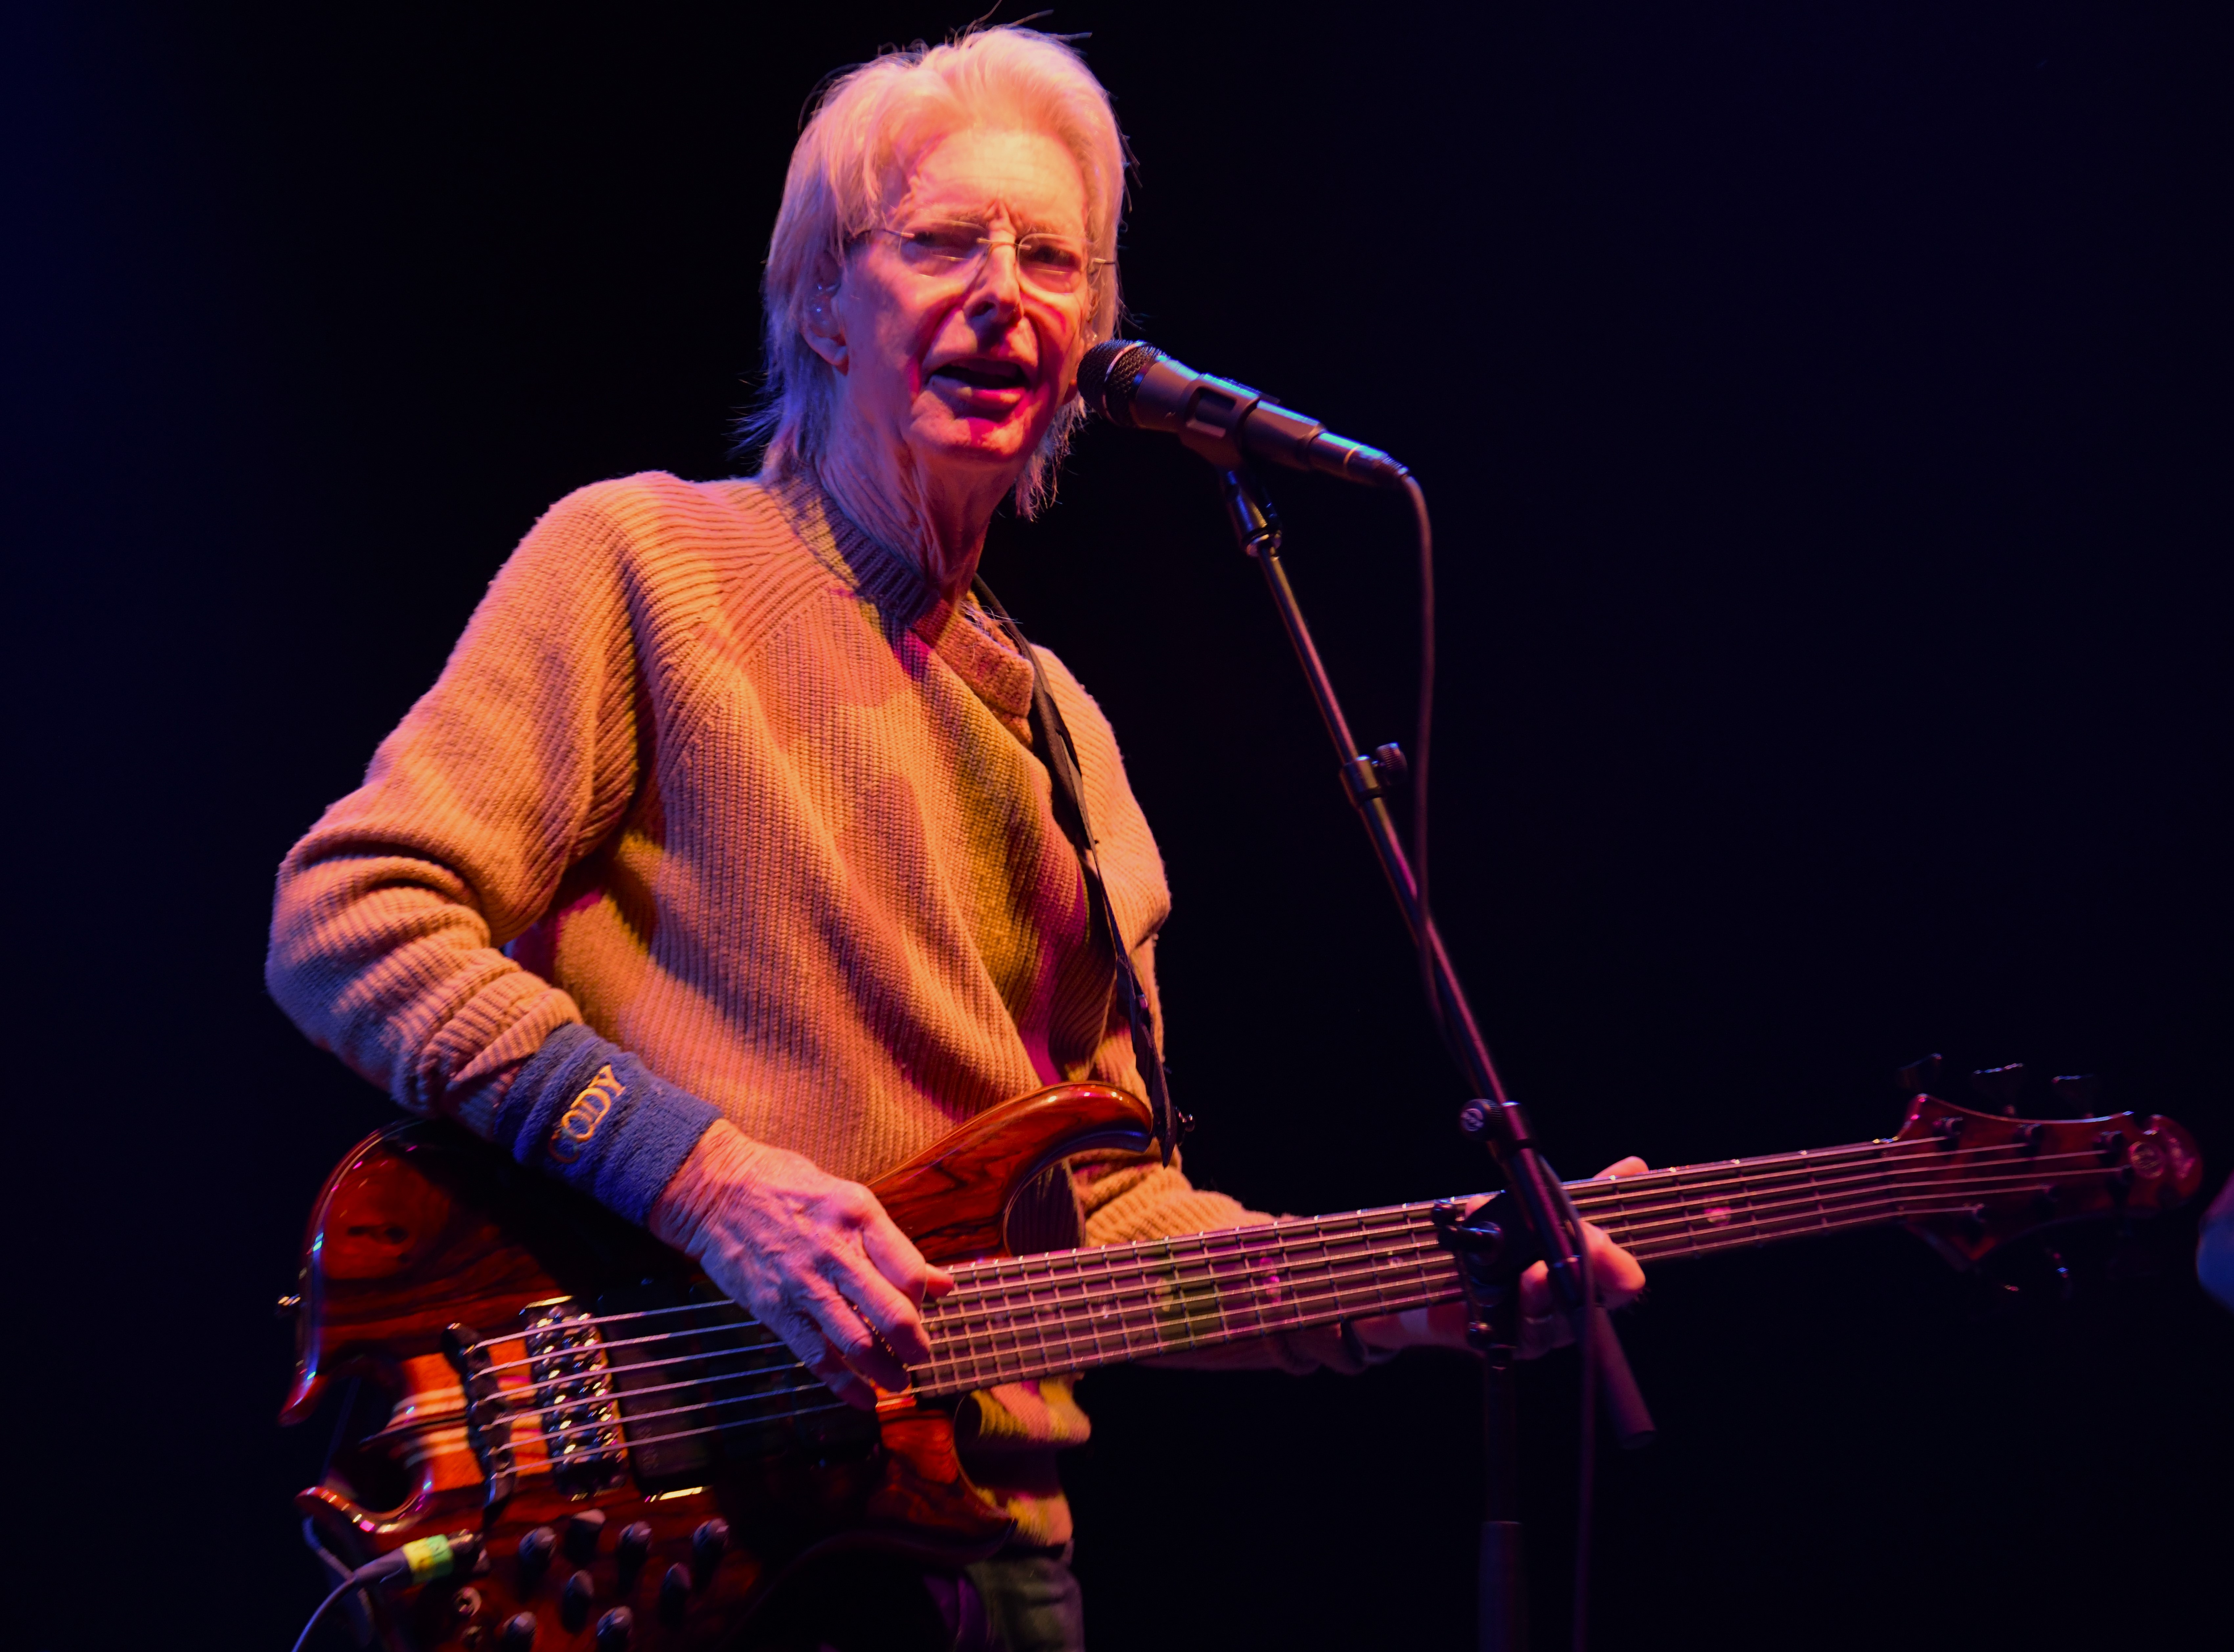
[761, 464, 1037, 723]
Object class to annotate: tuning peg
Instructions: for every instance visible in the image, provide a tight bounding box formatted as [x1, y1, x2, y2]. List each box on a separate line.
[1896, 1054, 1944, 1095]
[2050, 1073, 2102, 1112]
[1969, 1063, 2025, 1116]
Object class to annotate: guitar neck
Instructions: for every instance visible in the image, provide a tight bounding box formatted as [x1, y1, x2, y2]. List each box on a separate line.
[912, 1133, 1982, 1397]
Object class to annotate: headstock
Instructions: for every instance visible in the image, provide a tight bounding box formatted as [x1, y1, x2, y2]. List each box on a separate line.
[1890, 1092, 2203, 1264]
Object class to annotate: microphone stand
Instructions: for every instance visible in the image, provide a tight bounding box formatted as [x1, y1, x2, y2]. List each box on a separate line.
[1212, 468, 1655, 1652]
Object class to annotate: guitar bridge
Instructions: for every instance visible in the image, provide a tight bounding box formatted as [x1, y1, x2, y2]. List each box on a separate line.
[521, 1300, 628, 1495]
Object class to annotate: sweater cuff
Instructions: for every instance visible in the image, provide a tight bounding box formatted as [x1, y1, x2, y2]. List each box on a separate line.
[493, 1024, 722, 1225]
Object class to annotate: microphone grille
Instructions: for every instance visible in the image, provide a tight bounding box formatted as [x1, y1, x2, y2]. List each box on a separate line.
[1077, 340, 1162, 426]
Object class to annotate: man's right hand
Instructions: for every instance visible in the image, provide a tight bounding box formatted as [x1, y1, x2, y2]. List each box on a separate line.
[648, 1121, 953, 1410]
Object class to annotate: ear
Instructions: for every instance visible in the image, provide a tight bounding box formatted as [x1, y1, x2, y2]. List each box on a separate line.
[801, 262, 849, 374]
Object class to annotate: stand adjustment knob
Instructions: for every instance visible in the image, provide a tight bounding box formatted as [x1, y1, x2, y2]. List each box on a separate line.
[564, 1509, 608, 1565]
[498, 1612, 537, 1650]
[659, 1565, 692, 1626]
[595, 1606, 636, 1650]
[561, 1571, 595, 1633]
[515, 1527, 557, 1588]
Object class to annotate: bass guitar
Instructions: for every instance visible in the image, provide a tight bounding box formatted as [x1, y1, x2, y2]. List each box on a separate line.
[284, 1082, 2201, 1650]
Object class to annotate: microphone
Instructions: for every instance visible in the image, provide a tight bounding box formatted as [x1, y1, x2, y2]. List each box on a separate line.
[1077, 340, 1410, 488]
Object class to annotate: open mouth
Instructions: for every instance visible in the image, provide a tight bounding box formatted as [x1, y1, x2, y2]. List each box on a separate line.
[931, 359, 1031, 391]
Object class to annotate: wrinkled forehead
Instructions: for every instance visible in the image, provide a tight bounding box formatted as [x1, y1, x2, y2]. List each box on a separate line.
[876, 119, 1092, 236]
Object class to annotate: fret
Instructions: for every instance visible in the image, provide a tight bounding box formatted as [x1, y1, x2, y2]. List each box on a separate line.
[1051, 1250, 1087, 1374]
[1878, 1140, 1904, 1220]
[1591, 1174, 1659, 1254]
[1096, 1240, 1128, 1363]
[1008, 1255, 1048, 1385]
[1291, 1215, 1331, 1330]
[1312, 1216, 1343, 1329]
[1189, 1232, 1237, 1350]
[1322, 1214, 1358, 1321]
[1801, 1148, 1829, 1236]
[1349, 1211, 1394, 1318]
[1247, 1222, 1279, 1340]
[982, 1255, 1027, 1384]
[1012, 1254, 1050, 1380]
[1660, 1162, 1696, 1257]
[1203, 1229, 1242, 1351]
[1019, 1259, 1050, 1375]
[1737, 1156, 1768, 1248]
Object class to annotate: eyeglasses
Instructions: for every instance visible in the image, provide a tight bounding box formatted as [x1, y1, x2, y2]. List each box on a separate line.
[869, 219, 1109, 296]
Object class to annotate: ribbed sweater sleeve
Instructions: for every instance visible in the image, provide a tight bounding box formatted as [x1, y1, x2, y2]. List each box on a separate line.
[267, 484, 665, 1143]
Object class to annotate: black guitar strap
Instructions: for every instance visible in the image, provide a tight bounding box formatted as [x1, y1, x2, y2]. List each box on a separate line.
[971, 577, 1185, 1165]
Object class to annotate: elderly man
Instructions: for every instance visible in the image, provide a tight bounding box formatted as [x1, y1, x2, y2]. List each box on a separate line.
[268, 26, 1642, 1652]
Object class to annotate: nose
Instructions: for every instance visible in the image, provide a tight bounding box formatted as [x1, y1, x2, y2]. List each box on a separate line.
[963, 239, 1025, 324]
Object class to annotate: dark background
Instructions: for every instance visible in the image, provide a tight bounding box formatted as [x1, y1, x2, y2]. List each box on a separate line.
[11, 2, 2229, 1648]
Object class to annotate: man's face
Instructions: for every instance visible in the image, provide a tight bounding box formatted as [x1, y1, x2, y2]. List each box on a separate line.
[819, 124, 1095, 488]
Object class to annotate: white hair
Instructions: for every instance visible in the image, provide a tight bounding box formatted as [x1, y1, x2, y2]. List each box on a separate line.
[742, 26, 1129, 522]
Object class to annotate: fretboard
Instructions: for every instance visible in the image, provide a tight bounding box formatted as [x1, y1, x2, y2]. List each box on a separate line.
[909, 1131, 2105, 1396]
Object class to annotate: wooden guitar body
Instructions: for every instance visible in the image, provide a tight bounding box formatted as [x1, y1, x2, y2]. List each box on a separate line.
[285, 1083, 1156, 1651]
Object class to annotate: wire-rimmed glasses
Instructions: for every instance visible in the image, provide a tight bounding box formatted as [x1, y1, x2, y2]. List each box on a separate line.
[869, 219, 1109, 296]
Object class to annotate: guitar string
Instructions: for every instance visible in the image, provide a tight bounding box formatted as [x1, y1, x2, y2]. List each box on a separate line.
[483, 1245, 1455, 1428]
[498, 1161, 2082, 1446]
[505, 1260, 1468, 1451]
[1571, 1152, 2117, 1240]
[459, 1216, 1450, 1374]
[918, 1161, 2120, 1375]
[1562, 1141, 2108, 1214]
[478, 1239, 1461, 1432]
[470, 1162, 2122, 1430]
[502, 1276, 1462, 1460]
[460, 1142, 2123, 1388]
[454, 1139, 1923, 1356]
[483, 1188, 2046, 1460]
[495, 1139, 2076, 1363]
[1555, 1152, 2109, 1241]
[456, 1131, 2115, 1361]
[881, 1156, 2128, 1379]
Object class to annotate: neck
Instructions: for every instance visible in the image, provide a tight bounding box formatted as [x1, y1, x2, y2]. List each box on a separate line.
[903, 1129, 2082, 1395]
[813, 425, 1013, 604]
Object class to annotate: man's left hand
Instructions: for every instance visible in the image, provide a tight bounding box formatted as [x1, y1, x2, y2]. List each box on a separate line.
[1352, 1156, 1650, 1361]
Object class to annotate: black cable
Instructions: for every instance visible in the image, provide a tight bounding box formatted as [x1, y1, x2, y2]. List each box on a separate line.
[1399, 473, 1454, 1056]
[285, 1533, 482, 1651]
[288, 1575, 361, 1652]
[1560, 1179, 1600, 1652]
[1403, 472, 1434, 925]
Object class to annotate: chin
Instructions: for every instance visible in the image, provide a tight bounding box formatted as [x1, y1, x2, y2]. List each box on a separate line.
[926, 418, 1046, 471]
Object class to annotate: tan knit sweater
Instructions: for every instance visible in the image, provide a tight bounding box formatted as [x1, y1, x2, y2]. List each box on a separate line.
[267, 467, 1262, 1541]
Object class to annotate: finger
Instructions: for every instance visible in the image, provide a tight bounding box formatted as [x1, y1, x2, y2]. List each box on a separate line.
[801, 1341, 880, 1411]
[825, 1246, 935, 1367]
[1582, 1220, 1647, 1304]
[797, 1274, 915, 1394]
[859, 1203, 952, 1303]
[1516, 1257, 1553, 1319]
[1514, 1260, 1573, 1359]
[765, 1302, 879, 1411]
[1354, 1302, 1475, 1350]
[1596, 1155, 1649, 1179]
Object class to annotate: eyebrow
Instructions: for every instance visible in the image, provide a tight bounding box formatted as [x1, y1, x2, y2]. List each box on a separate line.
[898, 195, 1084, 238]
